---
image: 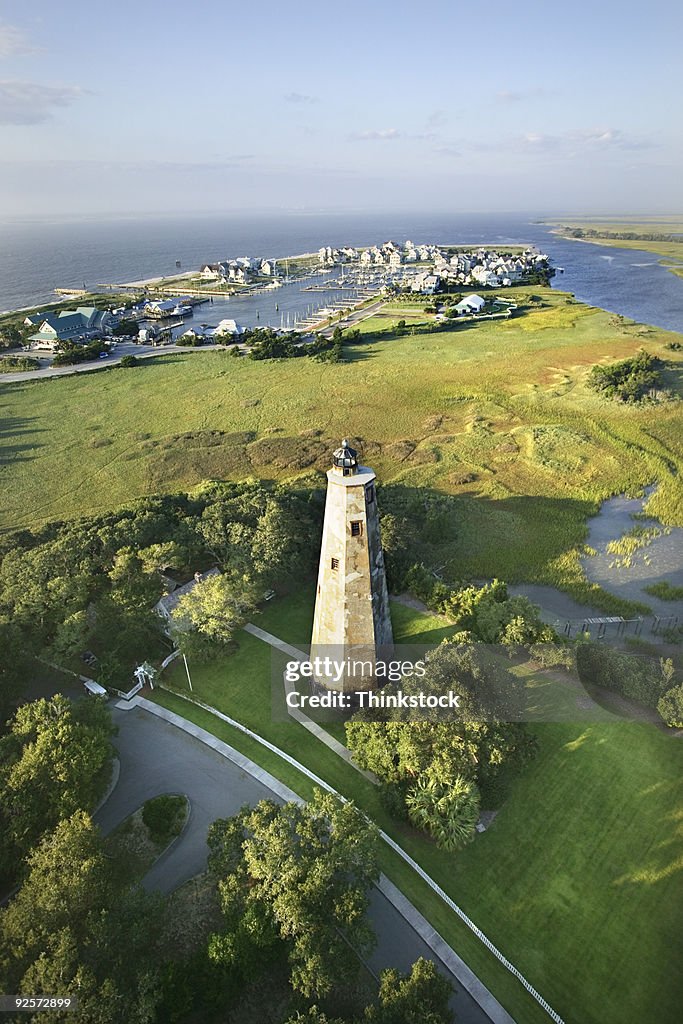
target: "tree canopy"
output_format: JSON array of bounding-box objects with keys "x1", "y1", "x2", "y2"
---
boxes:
[
  {"x1": 207, "y1": 790, "x2": 380, "y2": 999},
  {"x1": 0, "y1": 811, "x2": 163, "y2": 1024},
  {"x1": 0, "y1": 695, "x2": 115, "y2": 880}
]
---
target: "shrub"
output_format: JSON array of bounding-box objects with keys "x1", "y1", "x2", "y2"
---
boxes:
[
  {"x1": 142, "y1": 794, "x2": 186, "y2": 843},
  {"x1": 657, "y1": 685, "x2": 683, "y2": 728},
  {"x1": 587, "y1": 349, "x2": 663, "y2": 402},
  {"x1": 0, "y1": 355, "x2": 40, "y2": 372},
  {"x1": 576, "y1": 642, "x2": 670, "y2": 707},
  {"x1": 406, "y1": 776, "x2": 480, "y2": 851},
  {"x1": 119, "y1": 354, "x2": 139, "y2": 367},
  {"x1": 378, "y1": 780, "x2": 410, "y2": 822}
]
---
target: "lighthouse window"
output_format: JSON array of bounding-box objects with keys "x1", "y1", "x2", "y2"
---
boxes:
[
  {"x1": 331, "y1": 557, "x2": 340, "y2": 570},
  {"x1": 351, "y1": 521, "x2": 363, "y2": 537}
]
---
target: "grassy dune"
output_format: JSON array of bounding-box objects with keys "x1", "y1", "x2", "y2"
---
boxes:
[{"x1": 1, "y1": 287, "x2": 682, "y2": 609}]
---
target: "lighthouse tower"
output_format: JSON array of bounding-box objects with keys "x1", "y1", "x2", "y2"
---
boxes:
[{"x1": 311, "y1": 439, "x2": 393, "y2": 693}]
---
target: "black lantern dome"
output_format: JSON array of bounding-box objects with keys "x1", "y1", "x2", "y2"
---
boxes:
[{"x1": 332, "y1": 438, "x2": 358, "y2": 470}]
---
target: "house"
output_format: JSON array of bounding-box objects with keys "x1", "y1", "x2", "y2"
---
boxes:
[
  {"x1": 259, "y1": 259, "x2": 276, "y2": 276},
  {"x1": 455, "y1": 294, "x2": 486, "y2": 315},
  {"x1": 178, "y1": 327, "x2": 206, "y2": 342},
  {"x1": 154, "y1": 568, "x2": 221, "y2": 625},
  {"x1": 411, "y1": 272, "x2": 440, "y2": 294},
  {"x1": 200, "y1": 264, "x2": 222, "y2": 279},
  {"x1": 214, "y1": 318, "x2": 245, "y2": 337},
  {"x1": 470, "y1": 266, "x2": 499, "y2": 287},
  {"x1": 388, "y1": 251, "x2": 402, "y2": 268},
  {"x1": 28, "y1": 307, "x2": 112, "y2": 350}
]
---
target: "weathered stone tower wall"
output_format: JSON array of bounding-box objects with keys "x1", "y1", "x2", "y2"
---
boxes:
[{"x1": 311, "y1": 440, "x2": 393, "y2": 692}]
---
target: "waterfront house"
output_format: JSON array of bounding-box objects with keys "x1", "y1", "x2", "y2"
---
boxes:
[
  {"x1": 28, "y1": 306, "x2": 112, "y2": 350},
  {"x1": 200, "y1": 264, "x2": 222, "y2": 279},
  {"x1": 214, "y1": 318, "x2": 245, "y2": 337}
]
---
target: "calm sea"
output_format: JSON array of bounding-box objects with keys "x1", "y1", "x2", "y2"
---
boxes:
[{"x1": 0, "y1": 212, "x2": 681, "y2": 332}]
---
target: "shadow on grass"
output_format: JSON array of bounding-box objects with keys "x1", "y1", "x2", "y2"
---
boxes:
[{"x1": 0, "y1": 410, "x2": 44, "y2": 466}]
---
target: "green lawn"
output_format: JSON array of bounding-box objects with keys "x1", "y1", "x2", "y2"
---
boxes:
[
  {"x1": 157, "y1": 594, "x2": 683, "y2": 1024},
  {"x1": 1, "y1": 287, "x2": 681, "y2": 615}
]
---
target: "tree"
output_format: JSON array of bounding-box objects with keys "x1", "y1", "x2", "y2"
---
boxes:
[
  {"x1": 108, "y1": 548, "x2": 162, "y2": 613},
  {"x1": 171, "y1": 572, "x2": 257, "y2": 650},
  {"x1": 284, "y1": 1010, "x2": 345, "y2": 1024},
  {"x1": 345, "y1": 641, "x2": 535, "y2": 828},
  {"x1": 406, "y1": 775, "x2": 480, "y2": 851},
  {"x1": 0, "y1": 811, "x2": 163, "y2": 1024},
  {"x1": 365, "y1": 958, "x2": 453, "y2": 1024},
  {"x1": 207, "y1": 790, "x2": 380, "y2": 998},
  {"x1": 379, "y1": 512, "x2": 419, "y2": 591},
  {"x1": 0, "y1": 695, "x2": 115, "y2": 877}
]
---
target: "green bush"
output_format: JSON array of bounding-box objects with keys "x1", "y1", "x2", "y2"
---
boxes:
[
  {"x1": 406, "y1": 775, "x2": 480, "y2": 852},
  {"x1": 142, "y1": 794, "x2": 186, "y2": 843},
  {"x1": 587, "y1": 349, "x2": 663, "y2": 402},
  {"x1": 0, "y1": 355, "x2": 40, "y2": 372},
  {"x1": 576, "y1": 642, "x2": 670, "y2": 707},
  {"x1": 657, "y1": 685, "x2": 683, "y2": 728},
  {"x1": 119, "y1": 354, "x2": 139, "y2": 367}
]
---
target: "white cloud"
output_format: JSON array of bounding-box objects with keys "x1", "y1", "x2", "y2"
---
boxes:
[
  {"x1": 350, "y1": 128, "x2": 401, "y2": 141},
  {"x1": 518, "y1": 128, "x2": 655, "y2": 153},
  {"x1": 284, "y1": 91, "x2": 318, "y2": 104},
  {"x1": 0, "y1": 80, "x2": 85, "y2": 124},
  {"x1": 0, "y1": 22, "x2": 37, "y2": 57}
]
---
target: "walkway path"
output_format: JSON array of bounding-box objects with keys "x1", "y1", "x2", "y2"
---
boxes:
[{"x1": 243, "y1": 623, "x2": 378, "y2": 782}]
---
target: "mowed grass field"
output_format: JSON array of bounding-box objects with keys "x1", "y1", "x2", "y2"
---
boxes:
[
  {"x1": 1, "y1": 287, "x2": 682, "y2": 604},
  {"x1": 159, "y1": 593, "x2": 683, "y2": 1024}
]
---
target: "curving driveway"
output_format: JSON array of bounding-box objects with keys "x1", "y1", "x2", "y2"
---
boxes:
[
  {"x1": 94, "y1": 704, "x2": 275, "y2": 893},
  {"x1": 95, "y1": 701, "x2": 504, "y2": 1024}
]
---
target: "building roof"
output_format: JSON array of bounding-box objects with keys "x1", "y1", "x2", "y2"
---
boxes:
[
  {"x1": 154, "y1": 568, "x2": 221, "y2": 619},
  {"x1": 333, "y1": 438, "x2": 358, "y2": 470}
]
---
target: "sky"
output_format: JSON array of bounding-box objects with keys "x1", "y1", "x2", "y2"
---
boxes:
[{"x1": 0, "y1": 0, "x2": 681, "y2": 217}]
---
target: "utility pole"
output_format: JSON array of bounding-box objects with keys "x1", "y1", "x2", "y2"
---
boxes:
[{"x1": 183, "y1": 653, "x2": 194, "y2": 692}]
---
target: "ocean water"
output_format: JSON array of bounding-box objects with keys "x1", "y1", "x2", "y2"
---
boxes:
[{"x1": 0, "y1": 212, "x2": 681, "y2": 331}]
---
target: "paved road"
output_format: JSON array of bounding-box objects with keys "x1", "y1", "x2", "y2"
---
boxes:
[
  {"x1": 94, "y1": 704, "x2": 276, "y2": 893},
  {"x1": 0, "y1": 341, "x2": 232, "y2": 384},
  {"x1": 97, "y1": 702, "x2": 496, "y2": 1023},
  {"x1": 317, "y1": 298, "x2": 386, "y2": 338}
]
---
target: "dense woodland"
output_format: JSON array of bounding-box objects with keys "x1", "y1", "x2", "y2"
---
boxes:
[{"x1": 0, "y1": 705, "x2": 454, "y2": 1024}]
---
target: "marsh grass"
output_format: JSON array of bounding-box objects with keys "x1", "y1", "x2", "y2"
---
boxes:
[{"x1": 1, "y1": 288, "x2": 681, "y2": 612}]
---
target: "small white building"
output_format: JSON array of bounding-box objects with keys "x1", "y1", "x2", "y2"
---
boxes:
[
  {"x1": 455, "y1": 294, "x2": 486, "y2": 315},
  {"x1": 214, "y1": 318, "x2": 245, "y2": 337}
]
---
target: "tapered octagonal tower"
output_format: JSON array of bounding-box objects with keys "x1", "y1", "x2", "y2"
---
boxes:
[{"x1": 311, "y1": 439, "x2": 393, "y2": 693}]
